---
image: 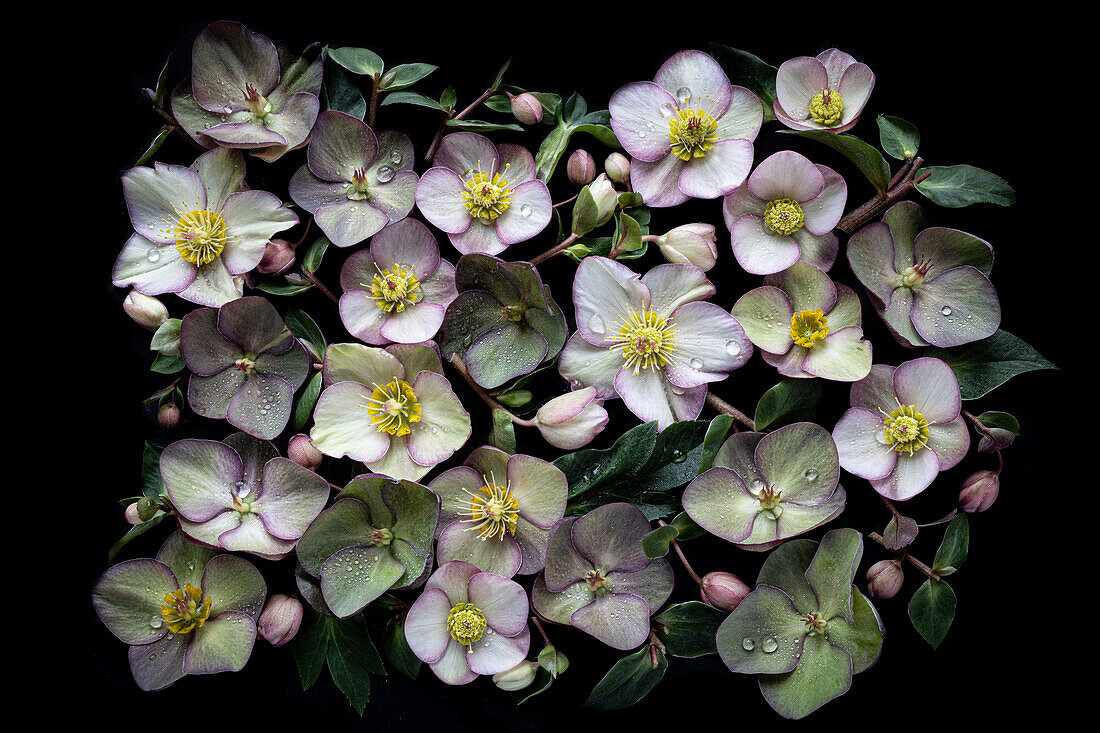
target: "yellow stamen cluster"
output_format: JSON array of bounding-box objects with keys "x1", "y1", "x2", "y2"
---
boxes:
[
  {"x1": 161, "y1": 583, "x2": 212, "y2": 635},
  {"x1": 668, "y1": 107, "x2": 719, "y2": 161},
  {"x1": 172, "y1": 208, "x2": 230, "y2": 265},
  {"x1": 808, "y1": 89, "x2": 844, "y2": 126},
  {"x1": 459, "y1": 474, "x2": 520, "y2": 541},
  {"x1": 790, "y1": 309, "x2": 829, "y2": 348},
  {"x1": 763, "y1": 198, "x2": 805, "y2": 236},
  {"x1": 367, "y1": 264, "x2": 422, "y2": 313},
  {"x1": 462, "y1": 161, "x2": 513, "y2": 221},
  {"x1": 802, "y1": 612, "x2": 827, "y2": 635},
  {"x1": 362, "y1": 380, "x2": 422, "y2": 436},
  {"x1": 447, "y1": 603, "x2": 487, "y2": 650},
  {"x1": 881, "y1": 402, "x2": 933, "y2": 456},
  {"x1": 607, "y1": 310, "x2": 677, "y2": 375}
]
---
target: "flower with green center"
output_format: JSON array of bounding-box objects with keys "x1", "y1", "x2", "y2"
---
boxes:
[
  {"x1": 429, "y1": 445, "x2": 567, "y2": 577},
  {"x1": 607, "y1": 309, "x2": 677, "y2": 374},
  {"x1": 834, "y1": 358, "x2": 970, "y2": 500},
  {"x1": 847, "y1": 201, "x2": 1001, "y2": 347},
  {"x1": 310, "y1": 343, "x2": 471, "y2": 481},
  {"x1": 405, "y1": 561, "x2": 531, "y2": 685},
  {"x1": 725, "y1": 151, "x2": 847, "y2": 275},
  {"x1": 774, "y1": 49, "x2": 874, "y2": 132},
  {"x1": 369, "y1": 265, "x2": 422, "y2": 312},
  {"x1": 91, "y1": 533, "x2": 267, "y2": 691},
  {"x1": 609, "y1": 50, "x2": 763, "y2": 207},
  {"x1": 716, "y1": 530, "x2": 884, "y2": 719},
  {"x1": 462, "y1": 161, "x2": 513, "y2": 220}
]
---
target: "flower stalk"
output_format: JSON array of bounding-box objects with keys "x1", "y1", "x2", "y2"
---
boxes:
[{"x1": 837, "y1": 157, "x2": 931, "y2": 233}]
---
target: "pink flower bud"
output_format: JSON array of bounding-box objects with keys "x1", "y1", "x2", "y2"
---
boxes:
[
  {"x1": 158, "y1": 402, "x2": 181, "y2": 431},
  {"x1": 257, "y1": 239, "x2": 296, "y2": 276},
  {"x1": 701, "y1": 571, "x2": 751, "y2": 612},
  {"x1": 258, "y1": 594, "x2": 304, "y2": 647},
  {"x1": 959, "y1": 470, "x2": 1000, "y2": 513},
  {"x1": 492, "y1": 660, "x2": 537, "y2": 691},
  {"x1": 657, "y1": 223, "x2": 719, "y2": 271},
  {"x1": 125, "y1": 502, "x2": 143, "y2": 525},
  {"x1": 604, "y1": 152, "x2": 631, "y2": 184},
  {"x1": 511, "y1": 93, "x2": 543, "y2": 125},
  {"x1": 567, "y1": 149, "x2": 597, "y2": 186},
  {"x1": 122, "y1": 289, "x2": 168, "y2": 330},
  {"x1": 865, "y1": 559, "x2": 904, "y2": 599},
  {"x1": 288, "y1": 433, "x2": 323, "y2": 471},
  {"x1": 535, "y1": 387, "x2": 609, "y2": 449}
]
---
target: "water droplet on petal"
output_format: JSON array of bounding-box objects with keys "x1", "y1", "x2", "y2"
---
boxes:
[
  {"x1": 520, "y1": 204, "x2": 532, "y2": 218},
  {"x1": 941, "y1": 306, "x2": 953, "y2": 316},
  {"x1": 762, "y1": 637, "x2": 778, "y2": 653},
  {"x1": 676, "y1": 86, "x2": 692, "y2": 105},
  {"x1": 390, "y1": 151, "x2": 403, "y2": 165},
  {"x1": 659, "y1": 102, "x2": 675, "y2": 118},
  {"x1": 690, "y1": 357, "x2": 704, "y2": 370},
  {"x1": 725, "y1": 340, "x2": 742, "y2": 357},
  {"x1": 146, "y1": 248, "x2": 161, "y2": 263},
  {"x1": 742, "y1": 637, "x2": 755, "y2": 651},
  {"x1": 377, "y1": 166, "x2": 395, "y2": 183},
  {"x1": 804, "y1": 468, "x2": 818, "y2": 481},
  {"x1": 588, "y1": 314, "x2": 606, "y2": 334}
]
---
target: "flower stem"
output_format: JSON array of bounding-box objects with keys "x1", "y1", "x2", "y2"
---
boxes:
[
  {"x1": 868, "y1": 532, "x2": 939, "y2": 582},
  {"x1": 530, "y1": 616, "x2": 553, "y2": 647},
  {"x1": 836, "y1": 156, "x2": 931, "y2": 233},
  {"x1": 528, "y1": 233, "x2": 580, "y2": 267},
  {"x1": 705, "y1": 393, "x2": 755, "y2": 429},
  {"x1": 658, "y1": 520, "x2": 704, "y2": 587},
  {"x1": 552, "y1": 194, "x2": 578, "y2": 209},
  {"x1": 648, "y1": 631, "x2": 666, "y2": 667},
  {"x1": 447, "y1": 354, "x2": 534, "y2": 426},
  {"x1": 369, "y1": 73, "x2": 381, "y2": 128},
  {"x1": 961, "y1": 410, "x2": 1006, "y2": 474},
  {"x1": 301, "y1": 268, "x2": 339, "y2": 305},
  {"x1": 424, "y1": 58, "x2": 512, "y2": 163}
]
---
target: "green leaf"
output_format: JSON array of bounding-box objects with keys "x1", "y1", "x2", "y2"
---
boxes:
[
  {"x1": 325, "y1": 614, "x2": 386, "y2": 714},
  {"x1": 150, "y1": 318, "x2": 181, "y2": 355},
  {"x1": 753, "y1": 379, "x2": 824, "y2": 431},
  {"x1": 927, "y1": 329, "x2": 1057, "y2": 399},
  {"x1": 933, "y1": 513, "x2": 969, "y2": 574},
  {"x1": 653, "y1": 601, "x2": 727, "y2": 658},
  {"x1": 380, "y1": 90, "x2": 445, "y2": 111},
  {"x1": 140, "y1": 442, "x2": 165, "y2": 498},
  {"x1": 571, "y1": 186, "x2": 599, "y2": 236},
  {"x1": 107, "y1": 512, "x2": 166, "y2": 563},
  {"x1": 612, "y1": 211, "x2": 643, "y2": 255},
  {"x1": 382, "y1": 619, "x2": 421, "y2": 680},
  {"x1": 328, "y1": 46, "x2": 383, "y2": 77},
  {"x1": 585, "y1": 645, "x2": 668, "y2": 711},
  {"x1": 518, "y1": 667, "x2": 555, "y2": 704},
  {"x1": 699, "y1": 415, "x2": 734, "y2": 472},
  {"x1": 379, "y1": 63, "x2": 438, "y2": 91},
  {"x1": 292, "y1": 371, "x2": 323, "y2": 432},
  {"x1": 490, "y1": 408, "x2": 516, "y2": 453},
  {"x1": 445, "y1": 118, "x2": 523, "y2": 132},
  {"x1": 321, "y1": 59, "x2": 366, "y2": 120},
  {"x1": 876, "y1": 115, "x2": 920, "y2": 160},
  {"x1": 781, "y1": 130, "x2": 891, "y2": 194},
  {"x1": 883, "y1": 514, "x2": 919, "y2": 550},
  {"x1": 300, "y1": 237, "x2": 330, "y2": 274},
  {"x1": 252, "y1": 278, "x2": 314, "y2": 296},
  {"x1": 641, "y1": 525, "x2": 679, "y2": 558},
  {"x1": 669, "y1": 511, "x2": 705, "y2": 541},
  {"x1": 976, "y1": 411, "x2": 1020, "y2": 435},
  {"x1": 439, "y1": 86, "x2": 457, "y2": 111},
  {"x1": 537, "y1": 644, "x2": 570, "y2": 677},
  {"x1": 150, "y1": 353, "x2": 185, "y2": 374},
  {"x1": 707, "y1": 43, "x2": 778, "y2": 122},
  {"x1": 134, "y1": 128, "x2": 171, "y2": 167},
  {"x1": 291, "y1": 610, "x2": 331, "y2": 690},
  {"x1": 150, "y1": 54, "x2": 172, "y2": 108},
  {"x1": 908, "y1": 579, "x2": 956, "y2": 649},
  {"x1": 915, "y1": 164, "x2": 1015, "y2": 208},
  {"x1": 535, "y1": 93, "x2": 619, "y2": 181},
  {"x1": 495, "y1": 390, "x2": 532, "y2": 408},
  {"x1": 286, "y1": 308, "x2": 326, "y2": 356}
]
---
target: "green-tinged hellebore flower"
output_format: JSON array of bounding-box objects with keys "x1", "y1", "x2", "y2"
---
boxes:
[
  {"x1": 716, "y1": 529, "x2": 883, "y2": 719},
  {"x1": 92, "y1": 532, "x2": 267, "y2": 691}
]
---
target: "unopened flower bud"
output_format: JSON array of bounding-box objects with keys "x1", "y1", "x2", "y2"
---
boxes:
[
  {"x1": 535, "y1": 387, "x2": 609, "y2": 449},
  {"x1": 258, "y1": 594, "x2": 304, "y2": 647},
  {"x1": 134, "y1": 496, "x2": 160, "y2": 522},
  {"x1": 257, "y1": 239, "x2": 296, "y2": 276},
  {"x1": 511, "y1": 93, "x2": 543, "y2": 125},
  {"x1": 657, "y1": 223, "x2": 719, "y2": 271},
  {"x1": 125, "y1": 502, "x2": 143, "y2": 525},
  {"x1": 701, "y1": 571, "x2": 751, "y2": 612},
  {"x1": 492, "y1": 660, "x2": 538, "y2": 691},
  {"x1": 158, "y1": 402, "x2": 181, "y2": 431},
  {"x1": 604, "y1": 152, "x2": 631, "y2": 184},
  {"x1": 865, "y1": 559, "x2": 904, "y2": 599},
  {"x1": 588, "y1": 173, "x2": 618, "y2": 227},
  {"x1": 123, "y1": 289, "x2": 168, "y2": 331},
  {"x1": 567, "y1": 149, "x2": 597, "y2": 186},
  {"x1": 288, "y1": 434, "x2": 323, "y2": 471},
  {"x1": 959, "y1": 470, "x2": 1000, "y2": 513}
]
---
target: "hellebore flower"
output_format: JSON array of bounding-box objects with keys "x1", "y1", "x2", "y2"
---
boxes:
[
  {"x1": 531, "y1": 503, "x2": 673, "y2": 650},
  {"x1": 405, "y1": 561, "x2": 531, "y2": 685},
  {"x1": 113, "y1": 148, "x2": 298, "y2": 306},
  {"x1": 416, "y1": 132, "x2": 552, "y2": 255},
  {"x1": 180, "y1": 296, "x2": 310, "y2": 439},
  {"x1": 295, "y1": 474, "x2": 439, "y2": 617},
  {"x1": 171, "y1": 21, "x2": 322, "y2": 163},
  {"x1": 288, "y1": 111, "x2": 418, "y2": 246},
  {"x1": 608, "y1": 50, "x2": 763, "y2": 207},
  {"x1": 91, "y1": 532, "x2": 267, "y2": 691},
  {"x1": 338, "y1": 218, "x2": 458, "y2": 345},
  {"x1": 309, "y1": 343, "x2": 472, "y2": 481},
  {"x1": 558, "y1": 257, "x2": 752, "y2": 429},
  {"x1": 534, "y1": 387, "x2": 609, "y2": 449},
  {"x1": 731, "y1": 262, "x2": 872, "y2": 382},
  {"x1": 773, "y1": 49, "x2": 875, "y2": 133},
  {"x1": 428, "y1": 446, "x2": 567, "y2": 577},
  {"x1": 655, "y1": 223, "x2": 719, "y2": 271},
  {"x1": 161, "y1": 431, "x2": 330, "y2": 559},
  {"x1": 723, "y1": 151, "x2": 846, "y2": 275},
  {"x1": 682, "y1": 422, "x2": 846, "y2": 551},
  {"x1": 716, "y1": 529, "x2": 883, "y2": 719},
  {"x1": 847, "y1": 201, "x2": 1000, "y2": 348},
  {"x1": 833, "y1": 358, "x2": 970, "y2": 500},
  {"x1": 440, "y1": 254, "x2": 568, "y2": 389}
]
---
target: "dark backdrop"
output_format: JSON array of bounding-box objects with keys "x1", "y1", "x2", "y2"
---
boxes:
[{"x1": 70, "y1": 8, "x2": 1070, "y2": 729}]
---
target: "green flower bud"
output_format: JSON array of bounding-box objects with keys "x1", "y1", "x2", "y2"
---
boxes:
[{"x1": 492, "y1": 660, "x2": 538, "y2": 691}]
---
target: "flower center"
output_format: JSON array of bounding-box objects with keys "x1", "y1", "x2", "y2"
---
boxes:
[
  {"x1": 161, "y1": 583, "x2": 212, "y2": 635},
  {"x1": 584, "y1": 569, "x2": 609, "y2": 595},
  {"x1": 459, "y1": 474, "x2": 520, "y2": 541},
  {"x1": 234, "y1": 356, "x2": 256, "y2": 373},
  {"x1": 808, "y1": 89, "x2": 844, "y2": 126},
  {"x1": 607, "y1": 310, "x2": 677, "y2": 375},
  {"x1": 763, "y1": 198, "x2": 805, "y2": 236},
  {"x1": 802, "y1": 612, "x2": 827, "y2": 635},
  {"x1": 900, "y1": 259, "x2": 933, "y2": 288},
  {"x1": 789, "y1": 309, "x2": 829, "y2": 348},
  {"x1": 345, "y1": 168, "x2": 372, "y2": 201},
  {"x1": 172, "y1": 209, "x2": 229, "y2": 266},
  {"x1": 362, "y1": 379, "x2": 422, "y2": 436},
  {"x1": 244, "y1": 83, "x2": 272, "y2": 118},
  {"x1": 365, "y1": 526, "x2": 393, "y2": 547},
  {"x1": 447, "y1": 603, "x2": 487, "y2": 650},
  {"x1": 881, "y1": 402, "x2": 933, "y2": 456},
  {"x1": 758, "y1": 485, "x2": 783, "y2": 519},
  {"x1": 668, "y1": 107, "x2": 719, "y2": 161},
  {"x1": 462, "y1": 161, "x2": 513, "y2": 222},
  {"x1": 367, "y1": 264, "x2": 422, "y2": 313}
]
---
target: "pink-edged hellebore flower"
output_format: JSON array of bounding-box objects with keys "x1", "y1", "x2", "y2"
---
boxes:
[{"x1": 773, "y1": 49, "x2": 875, "y2": 133}]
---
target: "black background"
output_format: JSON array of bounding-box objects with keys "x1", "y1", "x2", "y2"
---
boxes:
[{"x1": 65, "y1": 7, "x2": 1072, "y2": 729}]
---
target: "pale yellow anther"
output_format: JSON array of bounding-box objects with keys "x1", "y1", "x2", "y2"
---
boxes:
[
  {"x1": 764, "y1": 198, "x2": 805, "y2": 236},
  {"x1": 447, "y1": 603, "x2": 487, "y2": 650},
  {"x1": 362, "y1": 380, "x2": 422, "y2": 436},
  {"x1": 808, "y1": 89, "x2": 844, "y2": 126},
  {"x1": 366, "y1": 264, "x2": 422, "y2": 313},
  {"x1": 880, "y1": 401, "x2": 933, "y2": 456},
  {"x1": 607, "y1": 310, "x2": 678, "y2": 375},
  {"x1": 668, "y1": 106, "x2": 719, "y2": 161},
  {"x1": 462, "y1": 161, "x2": 513, "y2": 221},
  {"x1": 458, "y1": 472, "x2": 520, "y2": 541},
  {"x1": 172, "y1": 209, "x2": 229, "y2": 265}
]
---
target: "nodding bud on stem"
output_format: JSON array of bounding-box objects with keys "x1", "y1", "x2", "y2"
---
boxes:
[
  {"x1": 158, "y1": 402, "x2": 181, "y2": 431},
  {"x1": 124, "y1": 502, "x2": 143, "y2": 525},
  {"x1": 258, "y1": 594, "x2": 304, "y2": 647},
  {"x1": 657, "y1": 223, "x2": 719, "y2": 271},
  {"x1": 288, "y1": 434, "x2": 323, "y2": 471},
  {"x1": 865, "y1": 559, "x2": 904, "y2": 599},
  {"x1": 257, "y1": 239, "x2": 296, "y2": 276},
  {"x1": 534, "y1": 387, "x2": 609, "y2": 449},
  {"x1": 959, "y1": 470, "x2": 1000, "y2": 513},
  {"x1": 701, "y1": 572, "x2": 751, "y2": 612},
  {"x1": 604, "y1": 152, "x2": 630, "y2": 184},
  {"x1": 567, "y1": 149, "x2": 597, "y2": 186},
  {"x1": 127, "y1": 496, "x2": 160, "y2": 524},
  {"x1": 492, "y1": 660, "x2": 538, "y2": 691},
  {"x1": 511, "y1": 93, "x2": 543, "y2": 125},
  {"x1": 123, "y1": 289, "x2": 169, "y2": 330}
]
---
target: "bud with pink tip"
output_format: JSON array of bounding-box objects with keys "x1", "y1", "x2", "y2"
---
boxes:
[
  {"x1": 158, "y1": 402, "x2": 181, "y2": 431},
  {"x1": 701, "y1": 571, "x2": 751, "y2": 612},
  {"x1": 125, "y1": 502, "x2": 143, "y2": 525},
  {"x1": 257, "y1": 239, "x2": 297, "y2": 276},
  {"x1": 123, "y1": 289, "x2": 168, "y2": 330},
  {"x1": 604, "y1": 152, "x2": 630, "y2": 184},
  {"x1": 511, "y1": 93, "x2": 543, "y2": 125},
  {"x1": 865, "y1": 559, "x2": 904, "y2": 599},
  {"x1": 657, "y1": 223, "x2": 719, "y2": 271},
  {"x1": 534, "y1": 387, "x2": 609, "y2": 449},
  {"x1": 959, "y1": 470, "x2": 1000, "y2": 513},
  {"x1": 288, "y1": 433, "x2": 323, "y2": 471},
  {"x1": 492, "y1": 660, "x2": 538, "y2": 691},
  {"x1": 258, "y1": 594, "x2": 304, "y2": 647},
  {"x1": 567, "y1": 149, "x2": 597, "y2": 186}
]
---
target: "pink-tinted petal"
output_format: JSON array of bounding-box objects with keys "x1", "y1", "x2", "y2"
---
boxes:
[
  {"x1": 468, "y1": 573, "x2": 529, "y2": 636},
  {"x1": 616, "y1": 367, "x2": 706, "y2": 429},
  {"x1": 911, "y1": 268, "x2": 1001, "y2": 347},
  {"x1": 416, "y1": 167, "x2": 472, "y2": 234},
  {"x1": 92, "y1": 559, "x2": 178, "y2": 645},
  {"x1": 558, "y1": 332, "x2": 622, "y2": 399},
  {"x1": 714, "y1": 86, "x2": 764, "y2": 142},
  {"x1": 677, "y1": 139, "x2": 754, "y2": 199},
  {"x1": 654, "y1": 50, "x2": 733, "y2": 117},
  {"x1": 435, "y1": 521, "x2": 522, "y2": 577},
  {"x1": 730, "y1": 214, "x2": 800, "y2": 275},
  {"x1": 834, "y1": 407, "x2": 897, "y2": 480},
  {"x1": 182, "y1": 611, "x2": 257, "y2": 674},
  {"x1": 128, "y1": 633, "x2": 187, "y2": 691},
  {"x1": 494, "y1": 180, "x2": 552, "y2": 244},
  {"x1": 191, "y1": 21, "x2": 279, "y2": 112},
  {"x1": 369, "y1": 218, "x2": 440, "y2": 277},
  {"x1": 664, "y1": 301, "x2": 750, "y2": 387},
  {"x1": 870, "y1": 448, "x2": 939, "y2": 501},
  {"x1": 201, "y1": 120, "x2": 287, "y2": 148},
  {"x1": 315, "y1": 199, "x2": 389, "y2": 247},
  {"x1": 220, "y1": 190, "x2": 298, "y2": 272},
  {"x1": 608, "y1": 81, "x2": 677, "y2": 162},
  {"x1": 929, "y1": 416, "x2": 970, "y2": 470},
  {"x1": 802, "y1": 165, "x2": 847, "y2": 235},
  {"x1": 309, "y1": 381, "x2": 392, "y2": 462},
  {"x1": 630, "y1": 154, "x2": 689, "y2": 208},
  {"x1": 748, "y1": 151, "x2": 825, "y2": 203},
  {"x1": 570, "y1": 503, "x2": 651, "y2": 574},
  {"x1": 573, "y1": 256, "x2": 651, "y2": 344},
  {"x1": 429, "y1": 640, "x2": 480, "y2": 685},
  {"x1": 775, "y1": 57, "x2": 828, "y2": 122},
  {"x1": 496, "y1": 143, "x2": 537, "y2": 184},
  {"x1": 404, "y1": 587, "x2": 452, "y2": 663},
  {"x1": 801, "y1": 326, "x2": 873, "y2": 382},
  {"x1": 892, "y1": 357, "x2": 961, "y2": 422},
  {"x1": 425, "y1": 560, "x2": 480, "y2": 604},
  {"x1": 161, "y1": 439, "x2": 240, "y2": 522},
  {"x1": 364, "y1": 170, "x2": 418, "y2": 223},
  {"x1": 837, "y1": 63, "x2": 875, "y2": 126},
  {"x1": 113, "y1": 234, "x2": 196, "y2": 296},
  {"x1": 435, "y1": 132, "x2": 499, "y2": 177},
  {"x1": 123, "y1": 163, "x2": 207, "y2": 245},
  {"x1": 730, "y1": 286, "x2": 795, "y2": 355},
  {"x1": 641, "y1": 263, "x2": 714, "y2": 315},
  {"x1": 307, "y1": 111, "x2": 377, "y2": 182},
  {"x1": 791, "y1": 228, "x2": 839, "y2": 272},
  {"x1": 850, "y1": 364, "x2": 898, "y2": 413},
  {"x1": 571, "y1": 593, "x2": 651, "y2": 650},
  {"x1": 288, "y1": 166, "x2": 346, "y2": 213},
  {"x1": 450, "y1": 219, "x2": 506, "y2": 255},
  {"x1": 467, "y1": 624, "x2": 530, "y2": 675}
]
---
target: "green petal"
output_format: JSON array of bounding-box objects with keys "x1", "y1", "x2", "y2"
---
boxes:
[
  {"x1": 464, "y1": 322, "x2": 548, "y2": 389},
  {"x1": 756, "y1": 538, "x2": 817, "y2": 613},
  {"x1": 681, "y1": 466, "x2": 760, "y2": 544},
  {"x1": 716, "y1": 585, "x2": 805, "y2": 674},
  {"x1": 296, "y1": 498, "x2": 373, "y2": 578},
  {"x1": 758, "y1": 632, "x2": 853, "y2": 719},
  {"x1": 386, "y1": 343, "x2": 444, "y2": 382},
  {"x1": 825, "y1": 588, "x2": 883, "y2": 674},
  {"x1": 322, "y1": 343, "x2": 403, "y2": 388},
  {"x1": 805, "y1": 528, "x2": 863, "y2": 622},
  {"x1": 765, "y1": 261, "x2": 836, "y2": 313},
  {"x1": 156, "y1": 532, "x2": 217, "y2": 589},
  {"x1": 730, "y1": 286, "x2": 794, "y2": 355},
  {"x1": 321, "y1": 545, "x2": 407, "y2": 617},
  {"x1": 755, "y1": 422, "x2": 839, "y2": 505},
  {"x1": 183, "y1": 611, "x2": 257, "y2": 674},
  {"x1": 383, "y1": 479, "x2": 440, "y2": 565},
  {"x1": 201, "y1": 554, "x2": 267, "y2": 619},
  {"x1": 882, "y1": 201, "x2": 927, "y2": 273},
  {"x1": 531, "y1": 575, "x2": 594, "y2": 625},
  {"x1": 92, "y1": 559, "x2": 178, "y2": 645}
]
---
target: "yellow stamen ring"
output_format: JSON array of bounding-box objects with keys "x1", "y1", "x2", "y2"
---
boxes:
[
  {"x1": 789, "y1": 309, "x2": 829, "y2": 348},
  {"x1": 881, "y1": 401, "x2": 933, "y2": 456},
  {"x1": 447, "y1": 603, "x2": 487, "y2": 651},
  {"x1": 458, "y1": 472, "x2": 520, "y2": 542},
  {"x1": 160, "y1": 583, "x2": 212, "y2": 635},
  {"x1": 366, "y1": 264, "x2": 422, "y2": 313},
  {"x1": 668, "y1": 107, "x2": 719, "y2": 161},
  {"x1": 362, "y1": 379, "x2": 422, "y2": 436},
  {"x1": 607, "y1": 310, "x2": 678, "y2": 375},
  {"x1": 462, "y1": 160, "x2": 513, "y2": 222}
]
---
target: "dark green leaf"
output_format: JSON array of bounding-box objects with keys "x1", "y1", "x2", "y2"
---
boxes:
[
  {"x1": 669, "y1": 511, "x2": 705, "y2": 541},
  {"x1": 292, "y1": 610, "x2": 331, "y2": 690},
  {"x1": 585, "y1": 645, "x2": 668, "y2": 710},
  {"x1": 326, "y1": 615, "x2": 386, "y2": 715},
  {"x1": 933, "y1": 514, "x2": 969, "y2": 574},
  {"x1": 150, "y1": 353, "x2": 185, "y2": 374},
  {"x1": 571, "y1": 186, "x2": 599, "y2": 236},
  {"x1": 380, "y1": 90, "x2": 445, "y2": 111},
  {"x1": 440, "y1": 86, "x2": 457, "y2": 111},
  {"x1": 754, "y1": 379, "x2": 823, "y2": 430},
  {"x1": 708, "y1": 43, "x2": 778, "y2": 122},
  {"x1": 641, "y1": 525, "x2": 679, "y2": 558},
  {"x1": 292, "y1": 371, "x2": 323, "y2": 432},
  {"x1": 382, "y1": 619, "x2": 421, "y2": 680},
  {"x1": 977, "y1": 411, "x2": 1020, "y2": 434},
  {"x1": 252, "y1": 278, "x2": 314, "y2": 296},
  {"x1": 379, "y1": 63, "x2": 438, "y2": 91},
  {"x1": 321, "y1": 60, "x2": 366, "y2": 120},
  {"x1": 286, "y1": 308, "x2": 327, "y2": 355},
  {"x1": 699, "y1": 415, "x2": 734, "y2": 472},
  {"x1": 518, "y1": 667, "x2": 555, "y2": 704},
  {"x1": 445, "y1": 118, "x2": 523, "y2": 132},
  {"x1": 328, "y1": 47, "x2": 383, "y2": 77},
  {"x1": 876, "y1": 115, "x2": 920, "y2": 160},
  {"x1": 107, "y1": 512, "x2": 166, "y2": 563},
  {"x1": 781, "y1": 130, "x2": 891, "y2": 193},
  {"x1": 134, "y1": 128, "x2": 171, "y2": 167},
  {"x1": 150, "y1": 54, "x2": 172, "y2": 108},
  {"x1": 140, "y1": 442, "x2": 165, "y2": 499},
  {"x1": 908, "y1": 579, "x2": 956, "y2": 649},
  {"x1": 300, "y1": 237, "x2": 330, "y2": 274},
  {"x1": 653, "y1": 601, "x2": 727, "y2": 658},
  {"x1": 915, "y1": 164, "x2": 1015, "y2": 208},
  {"x1": 927, "y1": 329, "x2": 1057, "y2": 399}
]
